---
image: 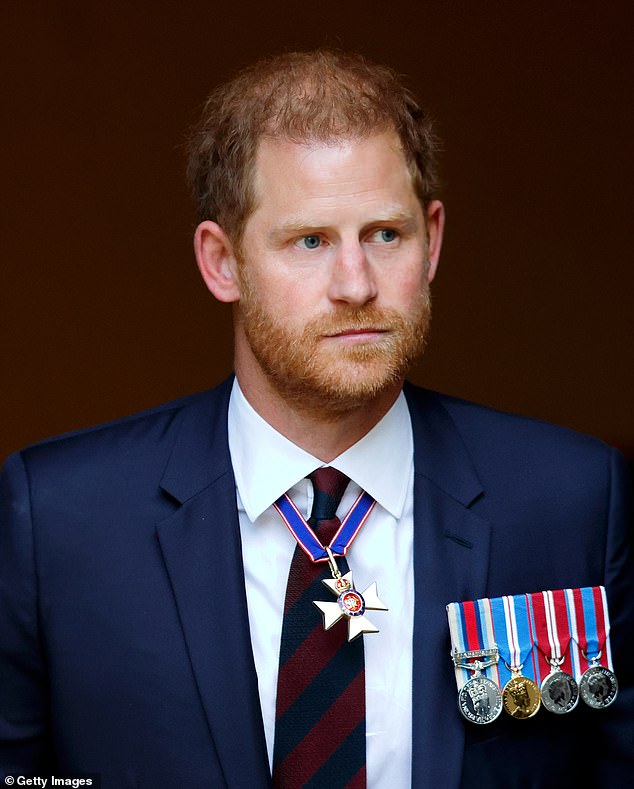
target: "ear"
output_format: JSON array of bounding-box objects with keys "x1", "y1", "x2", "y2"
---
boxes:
[
  {"x1": 194, "y1": 220, "x2": 241, "y2": 303},
  {"x1": 424, "y1": 200, "x2": 445, "y2": 284}
]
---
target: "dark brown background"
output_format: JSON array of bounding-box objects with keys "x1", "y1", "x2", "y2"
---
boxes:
[{"x1": 2, "y1": 2, "x2": 633, "y2": 463}]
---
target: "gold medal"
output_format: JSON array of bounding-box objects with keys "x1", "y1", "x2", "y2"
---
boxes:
[{"x1": 502, "y1": 668, "x2": 541, "y2": 719}]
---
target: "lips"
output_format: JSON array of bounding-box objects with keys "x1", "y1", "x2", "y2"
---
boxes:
[
  {"x1": 334, "y1": 328, "x2": 384, "y2": 334},
  {"x1": 325, "y1": 327, "x2": 389, "y2": 342},
  {"x1": 325, "y1": 324, "x2": 389, "y2": 336}
]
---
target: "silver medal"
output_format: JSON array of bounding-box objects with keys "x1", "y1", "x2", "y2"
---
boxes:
[
  {"x1": 453, "y1": 648, "x2": 503, "y2": 725},
  {"x1": 541, "y1": 669, "x2": 579, "y2": 714},
  {"x1": 458, "y1": 675, "x2": 503, "y2": 724},
  {"x1": 579, "y1": 664, "x2": 618, "y2": 709}
]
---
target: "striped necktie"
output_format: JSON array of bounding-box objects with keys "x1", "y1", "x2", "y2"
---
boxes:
[{"x1": 272, "y1": 467, "x2": 366, "y2": 789}]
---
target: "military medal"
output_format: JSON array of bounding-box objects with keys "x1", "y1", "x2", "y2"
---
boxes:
[
  {"x1": 454, "y1": 649, "x2": 503, "y2": 725},
  {"x1": 313, "y1": 547, "x2": 388, "y2": 641},
  {"x1": 502, "y1": 672, "x2": 541, "y2": 719},
  {"x1": 579, "y1": 663, "x2": 618, "y2": 709},
  {"x1": 273, "y1": 489, "x2": 388, "y2": 640},
  {"x1": 540, "y1": 664, "x2": 579, "y2": 714},
  {"x1": 447, "y1": 600, "x2": 503, "y2": 724},
  {"x1": 568, "y1": 587, "x2": 618, "y2": 709},
  {"x1": 531, "y1": 590, "x2": 578, "y2": 714},
  {"x1": 490, "y1": 594, "x2": 541, "y2": 719},
  {"x1": 447, "y1": 585, "x2": 620, "y2": 724}
]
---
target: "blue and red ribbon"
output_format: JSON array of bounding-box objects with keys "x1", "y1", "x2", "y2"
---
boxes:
[{"x1": 274, "y1": 489, "x2": 376, "y2": 562}]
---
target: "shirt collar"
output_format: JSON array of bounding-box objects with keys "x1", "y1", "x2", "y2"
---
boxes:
[{"x1": 228, "y1": 378, "x2": 413, "y2": 522}]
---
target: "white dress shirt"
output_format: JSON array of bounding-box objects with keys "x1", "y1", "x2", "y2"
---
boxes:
[{"x1": 228, "y1": 379, "x2": 414, "y2": 789}]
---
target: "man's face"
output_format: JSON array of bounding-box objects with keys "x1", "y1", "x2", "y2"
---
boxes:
[{"x1": 233, "y1": 130, "x2": 443, "y2": 416}]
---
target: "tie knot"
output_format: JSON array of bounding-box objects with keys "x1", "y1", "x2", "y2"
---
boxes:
[{"x1": 308, "y1": 467, "x2": 350, "y2": 525}]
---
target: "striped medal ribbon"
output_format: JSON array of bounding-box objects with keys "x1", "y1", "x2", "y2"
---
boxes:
[
  {"x1": 273, "y1": 490, "x2": 388, "y2": 641},
  {"x1": 566, "y1": 586, "x2": 618, "y2": 709},
  {"x1": 274, "y1": 490, "x2": 375, "y2": 562},
  {"x1": 530, "y1": 590, "x2": 579, "y2": 714},
  {"x1": 447, "y1": 599, "x2": 502, "y2": 724},
  {"x1": 490, "y1": 594, "x2": 541, "y2": 719}
]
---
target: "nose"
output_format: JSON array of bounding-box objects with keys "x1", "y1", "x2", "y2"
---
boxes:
[{"x1": 327, "y1": 240, "x2": 378, "y2": 306}]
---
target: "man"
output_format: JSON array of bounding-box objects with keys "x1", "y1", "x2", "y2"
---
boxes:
[{"x1": 1, "y1": 50, "x2": 632, "y2": 789}]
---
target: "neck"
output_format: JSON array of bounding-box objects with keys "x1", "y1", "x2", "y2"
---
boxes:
[{"x1": 235, "y1": 366, "x2": 402, "y2": 462}]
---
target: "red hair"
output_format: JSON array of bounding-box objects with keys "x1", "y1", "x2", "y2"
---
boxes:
[{"x1": 187, "y1": 49, "x2": 440, "y2": 245}]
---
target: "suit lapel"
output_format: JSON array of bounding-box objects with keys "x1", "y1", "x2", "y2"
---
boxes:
[
  {"x1": 156, "y1": 380, "x2": 271, "y2": 789},
  {"x1": 405, "y1": 386, "x2": 492, "y2": 789}
]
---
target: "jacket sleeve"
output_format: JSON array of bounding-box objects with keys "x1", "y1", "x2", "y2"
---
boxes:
[
  {"x1": 0, "y1": 452, "x2": 53, "y2": 777},
  {"x1": 597, "y1": 447, "x2": 634, "y2": 786},
  {"x1": 604, "y1": 448, "x2": 634, "y2": 673}
]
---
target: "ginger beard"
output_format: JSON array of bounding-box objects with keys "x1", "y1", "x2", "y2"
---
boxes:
[{"x1": 235, "y1": 262, "x2": 432, "y2": 418}]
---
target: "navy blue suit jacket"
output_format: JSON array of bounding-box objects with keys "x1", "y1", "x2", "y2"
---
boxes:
[{"x1": 1, "y1": 379, "x2": 633, "y2": 788}]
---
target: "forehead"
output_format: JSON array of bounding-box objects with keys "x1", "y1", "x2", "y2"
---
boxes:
[{"x1": 249, "y1": 131, "x2": 420, "y2": 222}]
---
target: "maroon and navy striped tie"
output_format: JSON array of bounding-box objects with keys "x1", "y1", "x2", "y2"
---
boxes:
[{"x1": 272, "y1": 467, "x2": 366, "y2": 789}]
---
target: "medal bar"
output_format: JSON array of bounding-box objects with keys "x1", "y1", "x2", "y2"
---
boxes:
[{"x1": 446, "y1": 586, "x2": 618, "y2": 723}]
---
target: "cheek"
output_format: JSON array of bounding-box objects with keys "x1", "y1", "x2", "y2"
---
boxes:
[
  {"x1": 380, "y1": 269, "x2": 427, "y2": 307},
  {"x1": 263, "y1": 270, "x2": 328, "y2": 314},
  {"x1": 243, "y1": 273, "x2": 313, "y2": 329}
]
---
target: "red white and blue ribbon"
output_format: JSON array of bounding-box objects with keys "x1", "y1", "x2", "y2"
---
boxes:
[
  {"x1": 530, "y1": 589, "x2": 574, "y2": 683},
  {"x1": 489, "y1": 594, "x2": 539, "y2": 687},
  {"x1": 566, "y1": 586, "x2": 614, "y2": 679},
  {"x1": 448, "y1": 586, "x2": 615, "y2": 703},
  {"x1": 273, "y1": 489, "x2": 376, "y2": 563},
  {"x1": 447, "y1": 598, "x2": 500, "y2": 689}
]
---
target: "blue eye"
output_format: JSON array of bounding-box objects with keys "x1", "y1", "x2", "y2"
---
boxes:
[
  {"x1": 379, "y1": 229, "x2": 397, "y2": 243},
  {"x1": 300, "y1": 235, "x2": 321, "y2": 249}
]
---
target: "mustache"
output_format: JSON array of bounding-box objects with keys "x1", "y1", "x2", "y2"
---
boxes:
[{"x1": 304, "y1": 305, "x2": 409, "y2": 337}]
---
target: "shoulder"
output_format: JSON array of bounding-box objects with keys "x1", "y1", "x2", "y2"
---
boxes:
[
  {"x1": 405, "y1": 381, "x2": 612, "y2": 453},
  {"x1": 403, "y1": 382, "x2": 623, "y2": 491},
  {"x1": 3, "y1": 377, "x2": 234, "y2": 483},
  {"x1": 403, "y1": 384, "x2": 633, "y2": 594}
]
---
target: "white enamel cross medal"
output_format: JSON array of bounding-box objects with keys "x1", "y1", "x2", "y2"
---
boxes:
[{"x1": 313, "y1": 547, "x2": 388, "y2": 642}]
